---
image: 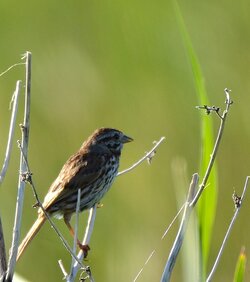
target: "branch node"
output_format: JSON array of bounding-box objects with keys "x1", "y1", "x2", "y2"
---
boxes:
[
  {"x1": 146, "y1": 146, "x2": 157, "y2": 165},
  {"x1": 80, "y1": 266, "x2": 92, "y2": 282},
  {"x1": 20, "y1": 171, "x2": 33, "y2": 184},
  {"x1": 58, "y1": 259, "x2": 68, "y2": 279},
  {"x1": 19, "y1": 123, "x2": 26, "y2": 131},
  {"x1": 196, "y1": 105, "x2": 223, "y2": 119},
  {"x1": 232, "y1": 191, "x2": 242, "y2": 209},
  {"x1": 224, "y1": 88, "x2": 233, "y2": 105},
  {"x1": 118, "y1": 136, "x2": 165, "y2": 176}
]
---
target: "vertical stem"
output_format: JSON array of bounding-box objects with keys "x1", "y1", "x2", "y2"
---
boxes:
[
  {"x1": 190, "y1": 90, "x2": 232, "y2": 207},
  {"x1": 6, "y1": 52, "x2": 32, "y2": 281},
  {"x1": 206, "y1": 176, "x2": 249, "y2": 281},
  {"x1": 23, "y1": 52, "x2": 31, "y2": 145},
  {"x1": 161, "y1": 174, "x2": 198, "y2": 282},
  {"x1": 0, "y1": 216, "x2": 7, "y2": 280},
  {"x1": 0, "y1": 81, "x2": 21, "y2": 184},
  {"x1": 68, "y1": 189, "x2": 81, "y2": 281},
  {"x1": 70, "y1": 206, "x2": 97, "y2": 281}
]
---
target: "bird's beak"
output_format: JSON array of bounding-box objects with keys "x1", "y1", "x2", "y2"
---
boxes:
[{"x1": 122, "y1": 134, "x2": 133, "y2": 143}]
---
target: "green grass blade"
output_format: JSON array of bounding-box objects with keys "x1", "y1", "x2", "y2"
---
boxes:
[
  {"x1": 174, "y1": 1, "x2": 218, "y2": 279},
  {"x1": 233, "y1": 247, "x2": 247, "y2": 282}
]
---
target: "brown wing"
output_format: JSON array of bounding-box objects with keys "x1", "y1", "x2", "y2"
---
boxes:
[{"x1": 42, "y1": 149, "x2": 110, "y2": 211}]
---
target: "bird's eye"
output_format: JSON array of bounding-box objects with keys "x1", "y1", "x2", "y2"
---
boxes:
[{"x1": 113, "y1": 133, "x2": 119, "y2": 140}]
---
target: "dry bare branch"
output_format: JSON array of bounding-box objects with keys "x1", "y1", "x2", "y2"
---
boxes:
[
  {"x1": 68, "y1": 206, "x2": 97, "y2": 282},
  {"x1": 0, "y1": 81, "x2": 21, "y2": 184},
  {"x1": 161, "y1": 173, "x2": 198, "y2": 282},
  {"x1": 0, "y1": 63, "x2": 25, "y2": 78},
  {"x1": 0, "y1": 216, "x2": 7, "y2": 281},
  {"x1": 6, "y1": 52, "x2": 32, "y2": 281},
  {"x1": 190, "y1": 88, "x2": 233, "y2": 206},
  {"x1": 118, "y1": 136, "x2": 166, "y2": 176},
  {"x1": 206, "y1": 176, "x2": 250, "y2": 281},
  {"x1": 161, "y1": 89, "x2": 233, "y2": 282}
]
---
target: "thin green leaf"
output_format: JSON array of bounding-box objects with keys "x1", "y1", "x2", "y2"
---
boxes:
[
  {"x1": 174, "y1": 1, "x2": 218, "y2": 279},
  {"x1": 233, "y1": 247, "x2": 247, "y2": 282}
]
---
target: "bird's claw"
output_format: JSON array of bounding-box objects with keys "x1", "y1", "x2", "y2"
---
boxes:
[{"x1": 77, "y1": 243, "x2": 90, "y2": 258}]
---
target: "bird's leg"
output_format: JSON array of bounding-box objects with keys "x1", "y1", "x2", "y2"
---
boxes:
[{"x1": 63, "y1": 215, "x2": 90, "y2": 258}]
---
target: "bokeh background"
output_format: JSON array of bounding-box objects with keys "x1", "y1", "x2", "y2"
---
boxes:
[{"x1": 1, "y1": 1, "x2": 250, "y2": 281}]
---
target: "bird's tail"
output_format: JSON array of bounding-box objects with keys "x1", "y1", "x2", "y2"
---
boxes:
[{"x1": 17, "y1": 215, "x2": 46, "y2": 262}]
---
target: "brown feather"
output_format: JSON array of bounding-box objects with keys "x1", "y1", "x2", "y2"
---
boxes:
[
  {"x1": 42, "y1": 148, "x2": 112, "y2": 215},
  {"x1": 17, "y1": 215, "x2": 46, "y2": 261}
]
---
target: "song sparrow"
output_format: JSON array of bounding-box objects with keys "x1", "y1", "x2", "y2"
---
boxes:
[{"x1": 17, "y1": 128, "x2": 133, "y2": 261}]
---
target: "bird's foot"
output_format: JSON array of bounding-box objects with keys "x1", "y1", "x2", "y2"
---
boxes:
[{"x1": 77, "y1": 242, "x2": 90, "y2": 258}]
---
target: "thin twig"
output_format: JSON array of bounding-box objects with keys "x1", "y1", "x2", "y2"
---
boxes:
[
  {"x1": 69, "y1": 207, "x2": 97, "y2": 282},
  {"x1": 161, "y1": 204, "x2": 186, "y2": 240},
  {"x1": 117, "y1": 137, "x2": 166, "y2": 176},
  {"x1": 0, "y1": 63, "x2": 25, "y2": 78},
  {"x1": 133, "y1": 203, "x2": 185, "y2": 282},
  {"x1": 6, "y1": 52, "x2": 32, "y2": 281},
  {"x1": 79, "y1": 266, "x2": 95, "y2": 282},
  {"x1": 74, "y1": 189, "x2": 82, "y2": 256},
  {"x1": 190, "y1": 88, "x2": 233, "y2": 207},
  {"x1": 68, "y1": 189, "x2": 82, "y2": 280},
  {"x1": 161, "y1": 173, "x2": 199, "y2": 282},
  {"x1": 81, "y1": 206, "x2": 97, "y2": 248},
  {"x1": 206, "y1": 176, "x2": 250, "y2": 282},
  {"x1": 0, "y1": 215, "x2": 7, "y2": 281},
  {"x1": 58, "y1": 260, "x2": 68, "y2": 278},
  {"x1": 0, "y1": 81, "x2": 21, "y2": 184}
]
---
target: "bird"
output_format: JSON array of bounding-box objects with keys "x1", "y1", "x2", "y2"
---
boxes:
[{"x1": 17, "y1": 127, "x2": 133, "y2": 261}]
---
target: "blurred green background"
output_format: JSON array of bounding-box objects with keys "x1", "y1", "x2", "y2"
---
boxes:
[{"x1": 1, "y1": 0, "x2": 250, "y2": 281}]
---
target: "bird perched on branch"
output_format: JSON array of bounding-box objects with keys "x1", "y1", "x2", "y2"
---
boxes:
[{"x1": 17, "y1": 127, "x2": 133, "y2": 261}]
